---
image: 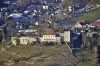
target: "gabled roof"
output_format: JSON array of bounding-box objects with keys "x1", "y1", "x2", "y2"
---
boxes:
[{"x1": 41, "y1": 28, "x2": 56, "y2": 35}]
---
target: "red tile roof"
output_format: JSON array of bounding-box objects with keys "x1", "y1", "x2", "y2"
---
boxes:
[{"x1": 90, "y1": 22, "x2": 100, "y2": 27}]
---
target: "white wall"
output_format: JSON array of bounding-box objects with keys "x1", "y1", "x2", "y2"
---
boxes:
[
  {"x1": 11, "y1": 37, "x2": 18, "y2": 46},
  {"x1": 19, "y1": 37, "x2": 36, "y2": 45},
  {"x1": 56, "y1": 37, "x2": 61, "y2": 43},
  {"x1": 43, "y1": 6, "x2": 48, "y2": 10},
  {"x1": 64, "y1": 31, "x2": 70, "y2": 42},
  {"x1": 41, "y1": 35, "x2": 56, "y2": 42}
]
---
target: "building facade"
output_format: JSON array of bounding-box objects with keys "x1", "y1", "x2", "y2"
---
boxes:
[
  {"x1": 41, "y1": 35, "x2": 56, "y2": 42},
  {"x1": 19, "y1": 36, "x2": 36, "y2": 45},
  {"x1": 64, "y1": 31, "x2": 70, "y2": 43},
  {"x1": 11, "y1": 36, "x2": 36, "y2": 45},
  {"x1": 40, "y1": 28, "x2": 56, "y2": 42}
]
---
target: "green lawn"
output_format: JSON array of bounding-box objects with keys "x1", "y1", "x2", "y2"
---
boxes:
[{"x1": 69, "y1": 8, "x2": 100, "y2": 21}]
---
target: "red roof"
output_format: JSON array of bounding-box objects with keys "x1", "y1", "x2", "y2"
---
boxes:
[{"x1": 90, "y1": 22, "x2": 100, "y2": 27}]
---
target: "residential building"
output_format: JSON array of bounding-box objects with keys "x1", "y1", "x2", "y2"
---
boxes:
[
  {"x1": 74, "y1": 23, "x2": 83, "y2": 28},
  {"x1": 75, "y1": 20, "x2": 84, "y2": 28},
  {"x1": 41, "y1": 28, "x2": 56, "y2": 42}
]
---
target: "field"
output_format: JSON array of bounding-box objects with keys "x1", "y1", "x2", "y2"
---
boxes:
[
  {"x1": 0, "y1": 44, "x2": 99, "y2": 66},
  {"x1": 69, "y1": 8, "x2": 100, "y2": 21},
  {"x1": 0, "y1": 45, "x2": 75, "y2": 66}
]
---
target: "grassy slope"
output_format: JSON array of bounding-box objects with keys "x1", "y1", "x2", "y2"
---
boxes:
[
  {"x1": 69, "y1": 8, "x2": 100, "y2": 21},
  {"x1": 0, "y1": 45, "x2": 62, "y2": 59},
  {"x1": 0, "y1": 45, "x2": 73, "y2": 66}
]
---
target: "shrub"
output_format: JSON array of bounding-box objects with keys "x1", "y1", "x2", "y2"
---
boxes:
[
  {"x1": 41, "y1": 42, "x2": 48, "y2": 46},
  {"x1": 0, "y1": 59, "x2": 7, "y2": 65},
  {"x1": 30, "y1": 41, "x2": 37, "y2": 46}
]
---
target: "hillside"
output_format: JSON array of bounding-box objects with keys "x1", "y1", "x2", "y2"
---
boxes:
[{"x1": 69, "y1": 8, "x2": 100, "y2": 21}]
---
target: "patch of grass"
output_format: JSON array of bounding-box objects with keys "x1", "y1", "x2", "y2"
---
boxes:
[
  {"x1": 0, "y1": 45, "x2": 68, "y2": 60},
  {"x1": 0, "y1": 45, "x2": 72, "y2": 66},
  {"x1": 69, "y1": 8, "x2": 100, "y2": 21}
]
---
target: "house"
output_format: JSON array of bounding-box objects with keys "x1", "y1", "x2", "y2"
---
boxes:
[
  {"x1": 75, "y1": 20, "x2": 84, "y2": 28},
  {"x1": 74, "y1": 23, "x2": 83, "y2": 28},
  {"x1": 41, "y1": 28, "x2": 56, "y2": 42}
]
